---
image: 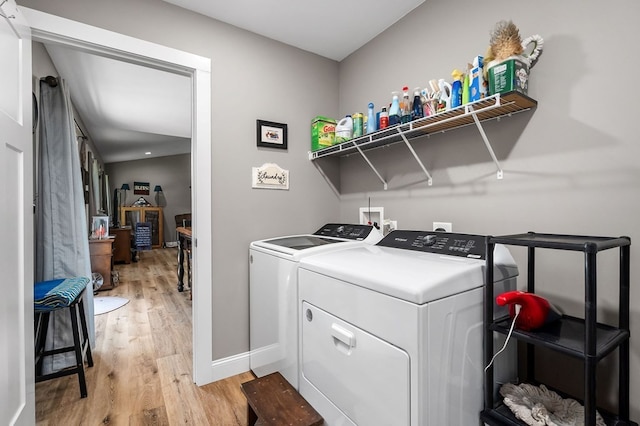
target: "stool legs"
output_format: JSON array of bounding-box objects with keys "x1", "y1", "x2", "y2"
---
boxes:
[{"x1": 34, "y1": 293, "x2": 93, "y2": 398}]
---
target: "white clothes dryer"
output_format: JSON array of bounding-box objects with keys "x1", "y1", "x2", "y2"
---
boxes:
[
  {"x1": 249, "y1": 223, "x2": 382, "y2": 389},
  {"x1": 297, "y1": 230, "x2": 519, "y2": 426}
]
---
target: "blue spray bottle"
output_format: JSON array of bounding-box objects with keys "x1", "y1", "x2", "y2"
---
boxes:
[{"x1": 366, "y1": 102, "x2": 376, "y2": 134}]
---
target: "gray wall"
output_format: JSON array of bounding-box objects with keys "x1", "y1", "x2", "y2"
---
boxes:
[
  {"x1": 337, "y1": 0, "x2": 640, "y2": 419},
  {"x1": 106, "y1": 154, "x2": 192, "y2": 243},
  {"x1": 19, "y1": 0, "x2": 341, "y2": 361}
]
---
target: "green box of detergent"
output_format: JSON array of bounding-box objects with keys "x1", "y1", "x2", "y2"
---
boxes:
[
  {"x1": 488, "y1": 57, "x2": 529, "y2": 95},
  {"x1": 311, "y1": 116, "x2": 336, "y2": 151}
]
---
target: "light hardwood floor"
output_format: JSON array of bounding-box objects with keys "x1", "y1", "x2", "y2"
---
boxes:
[{"x1": 35, "y1": 248, "x2": 254, "y2": 425}]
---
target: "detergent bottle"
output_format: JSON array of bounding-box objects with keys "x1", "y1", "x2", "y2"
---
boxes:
[
  {"x1": 366, "y1": 102, "x2": 377, "y2": 134},
  {"x1": 388, "y1": 92, "x2": 400, "y2": 126},
  {"x1": 450, "y1": 69, "x2": 464, "y2": 109},
  {"x1": 335, "y1": 115, "x2": 353, "y2": 143},
  {"x1": 400, "y1": 86, "x2": 412, "y2": 124},
  {"x1": 437, "y1": 78, "x2": 452, "y2": 112},
  {"x1": 412, "y1": 88, "x2": 424, "y2": 120}
]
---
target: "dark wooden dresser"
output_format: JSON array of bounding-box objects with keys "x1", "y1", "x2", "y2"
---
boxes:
[{"x1": 109, "y1": 227, "x2": 132, "y2": 264}]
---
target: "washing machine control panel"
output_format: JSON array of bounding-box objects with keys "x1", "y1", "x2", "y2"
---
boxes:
[
  {"x1": 377, "y1": 230, "x2": 486, "y2": 259},
  {"x1": 313, "y1": 223, "x2": 376, "y2": 240}
]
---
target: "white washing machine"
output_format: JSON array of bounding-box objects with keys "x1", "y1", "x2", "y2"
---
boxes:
[
  {"x1": 249, "y1": 223, "x2": 382, "y2": 389},
  {"x1": 297, "y1": 230, "x2": 519, "y2": 426}
]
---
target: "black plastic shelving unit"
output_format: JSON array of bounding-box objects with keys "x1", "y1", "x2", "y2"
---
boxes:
[{"x1": 482, "y1": 232, "x2": 635, "y2": 426}]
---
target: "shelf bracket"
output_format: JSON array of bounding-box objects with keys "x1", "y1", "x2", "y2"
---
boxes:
[
  {"x1": 397, "y1": 127, "x2": 433, "y2": 186},
  {"x1": 468, "y1": 104, "x2": 504, "y2": 179},
  {"x1": 353, "y1": 143, "x2": 388, "y2": 190}
]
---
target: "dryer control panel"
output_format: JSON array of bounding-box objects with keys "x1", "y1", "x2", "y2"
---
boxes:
[
  {"x1": 314, "y1": 223, "x2": 376, "y2": 241},
  {"x1": 377, "y1": 230, "x2": 486, "y2": 259}
]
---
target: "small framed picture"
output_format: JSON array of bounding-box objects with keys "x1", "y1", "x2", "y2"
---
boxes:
[
  {"x1": 257, "y1": 119, "x2": 287, "y2": 150},
  {"x1": 91, "y1": 215, "x2": 110, "y2": 239}
]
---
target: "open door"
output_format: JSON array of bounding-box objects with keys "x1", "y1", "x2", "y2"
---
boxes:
[{"x1": 0, "y1": 1, "x2": 35, "y2": 425}]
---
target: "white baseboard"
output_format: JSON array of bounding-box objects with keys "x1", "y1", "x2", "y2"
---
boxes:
[{"x1": 209, "y1": 351, "x2": 251, "y2": 383}]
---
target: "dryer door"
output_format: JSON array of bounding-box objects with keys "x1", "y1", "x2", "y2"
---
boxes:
[{"x1": 301, "y1": 302, "x2": 410, "y2": 425}]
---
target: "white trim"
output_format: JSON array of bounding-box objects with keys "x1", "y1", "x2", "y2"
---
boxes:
[
  {"x1": 210, "y1": 352, "x2": 251, "y2": 383},
  {"x1": 23, "y1": 7, "x2": 214, "y2": 386}
]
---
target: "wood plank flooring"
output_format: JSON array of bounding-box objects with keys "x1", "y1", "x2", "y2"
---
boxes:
[{"x1": 35, "y1": 248, "x2": 254, "y2": 425}]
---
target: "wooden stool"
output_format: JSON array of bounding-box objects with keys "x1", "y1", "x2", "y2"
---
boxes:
[
  {"x1": 241, "y1": 372, "x2": 323, "y2": 426},
  {"x1": 34, "y1": 277, "x2": 94, "y2": 398}
]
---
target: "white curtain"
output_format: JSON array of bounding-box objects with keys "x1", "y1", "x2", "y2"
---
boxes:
[{"x1": 36, "y1": 78, "x2": 94, "y2": 372}]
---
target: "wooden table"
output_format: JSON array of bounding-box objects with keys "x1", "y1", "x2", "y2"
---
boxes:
[{"x1": 176, "y1": 226, "x2": 192, "y2": 293}]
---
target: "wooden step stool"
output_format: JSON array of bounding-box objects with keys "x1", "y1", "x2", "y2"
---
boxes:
[{"x1": 241, "y1": 372, "x2": 323, "y2": 426}]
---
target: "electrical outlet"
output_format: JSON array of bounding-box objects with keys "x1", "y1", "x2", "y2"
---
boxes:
[
  {"x1": 383, "y1": 220, "x2": 397, "y2": 235},
  {"x1": 433, "y1": 222, "x2": 452, "y2": 232}
]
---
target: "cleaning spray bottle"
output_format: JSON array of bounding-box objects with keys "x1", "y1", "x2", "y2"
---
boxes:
[
  {"x1": 400, "y1": 86, "x2": 412, "y2": 124},
  {"x1": 462, "y1": 67, "x2": 471, "y2": 105},
  {"x1": 450, "y1": 69, "x2": 464, "y2": 109},
  {"x1": 388, "y1": 91, "x2": 400, "y2": 126},
  {"x1": 437, "y1": 78, "x2": 452, "y2": 112},
  {"x1": 366, "y1": 102, "x2": 376, "y2": 134},
  {"x1": 412, "y1": 88, "x2": 424, "y2": 120}
]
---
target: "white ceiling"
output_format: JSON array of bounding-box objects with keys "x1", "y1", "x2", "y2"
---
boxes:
[
  {"x1": 162, "y1": 0, "x2": 425, "y2": 61},
  {"x1": 42, "y1": 0, "x2": 425, "y2": 163},
  {"x1": 44, "y1": 44, "x2": 192, "y2": 164}
]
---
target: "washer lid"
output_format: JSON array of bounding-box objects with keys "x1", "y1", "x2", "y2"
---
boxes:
[{"x1": 299, "y1": 243, "x2": 518, "y2": 305}]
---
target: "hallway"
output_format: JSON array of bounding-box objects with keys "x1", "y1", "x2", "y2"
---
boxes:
[{"x1": 35, "y1": 248, "x2": 254, "y2": 425}]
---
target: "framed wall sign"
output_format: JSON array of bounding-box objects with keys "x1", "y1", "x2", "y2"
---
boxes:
[
  {"x1": 134, "y1": 181, "x2": 150, "y2": 195},
  {"x1": 257, "y1": 119, "x2": 287, "y2": 150}
]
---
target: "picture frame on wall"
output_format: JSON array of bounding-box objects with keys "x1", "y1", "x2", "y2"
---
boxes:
[{"x1": 256, "y1": 119, "x2": 288, "y2": 150}]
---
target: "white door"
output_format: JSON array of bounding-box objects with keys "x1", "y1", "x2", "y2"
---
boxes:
[{"x1": 0, "y1": 1, "x2": 34, "y2": 425}]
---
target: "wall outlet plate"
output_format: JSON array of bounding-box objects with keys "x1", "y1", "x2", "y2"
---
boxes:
[{"x1": 433, "y1": 221, "x2": 452, "y2": 232}]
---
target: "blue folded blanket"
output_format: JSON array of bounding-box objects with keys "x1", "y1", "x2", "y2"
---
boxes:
[{"x1": 34, "y1": 277, "x2": 90, "y2": 312}]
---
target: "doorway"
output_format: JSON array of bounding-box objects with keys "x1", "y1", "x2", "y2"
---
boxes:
[{"x1": 25, "y1": 7, "x2": 214, "y2": 385}]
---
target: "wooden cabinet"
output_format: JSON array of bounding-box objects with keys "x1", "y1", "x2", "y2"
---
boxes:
[
  {"x1": 109, "y1": 227, "x2": 132, "y2": 263},
  {"x1": 120, "y1": 206, "x2": 164, "y2": 249},
  {"x1": 89, "y1": 237, "x2": 114, "y2": 291}
]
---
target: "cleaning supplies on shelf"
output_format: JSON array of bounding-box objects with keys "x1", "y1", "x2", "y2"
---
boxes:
[
  {"x1": 352, "y1": 112, "x2": 364, "y2": 138},
  {"x1": 450, "y1": 69, "x2": 464, "y2": 108},
  {"x1": 469, "y1": 55, "x2": 487, "y2": 101},
  {"x1": 437, "y1": 78, "x2": 452, "y2": 112},
  {"x1": 412, "y1": 88, "x2": 423, "y2": 120},
  {"x1": 462, "y1": 69, "x2": 470, "y2": 105},
  {"x1": 379, "y1": 107, "x2": 389, "y2": 129},
  {"x1": 388, "y1": 92, "x2": 400, "y2": 126},
  {"x1": 366, "y1": 103, "x2": 376, "y2": 134},
  {"x1": 400, "y1": 86, "x2": 412, "y2": 124},
  {"x1": 335, "y1": 115, "x2": 353, "y2": 143},
  {"x1": 420, "y1": 88, "x2": 432, "y2": 117},
  {"x1": 311, "y1": 116, "x2": 337, "y2": 151}
]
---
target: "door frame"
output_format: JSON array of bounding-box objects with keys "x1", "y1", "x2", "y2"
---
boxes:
[{"x1": 22, "y1": 7, "x2": 214, "y2": 385}]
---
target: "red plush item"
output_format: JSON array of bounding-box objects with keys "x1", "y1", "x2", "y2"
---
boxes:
[{"x1": 496, "y1": 291, "x2": 561, "y2": 331}]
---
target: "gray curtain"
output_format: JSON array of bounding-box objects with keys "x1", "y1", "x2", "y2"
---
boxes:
[{"x1": 36, "y1": 78, "x2": 94, "y2": 372}]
